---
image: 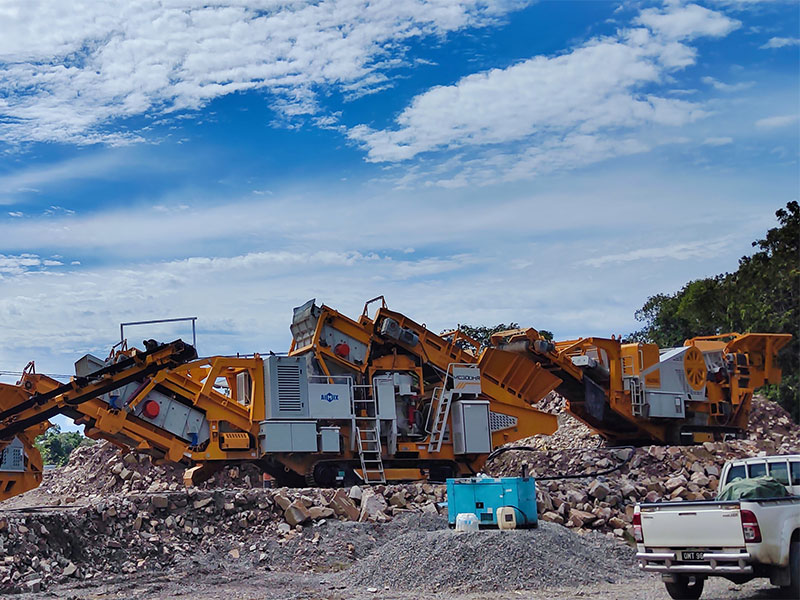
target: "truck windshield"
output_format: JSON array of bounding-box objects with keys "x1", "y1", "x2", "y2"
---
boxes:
[
  {"x1": 748, "y1": 463, "x2": 767, "y2": 478},
  {"x1": 792, "y1": 461, "x2": 800, "y2": 486}
]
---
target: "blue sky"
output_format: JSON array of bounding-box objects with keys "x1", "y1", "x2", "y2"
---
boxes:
[{"x1": 0, "y1": 1, "x2": 798, "y2": 433}]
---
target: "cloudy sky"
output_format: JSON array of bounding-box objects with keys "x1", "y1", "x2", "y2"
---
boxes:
[{"x1": 1, "y1": 0, "x2": 798, "y2": 425}]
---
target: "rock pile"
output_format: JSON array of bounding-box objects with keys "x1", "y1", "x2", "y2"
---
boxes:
[
  {"x1": 526, "y1": 392, "x2": 602, "y2": 451},
  {"x1": 38, "y1": 441, "x2": 263, "y2": 500},
  {"x1": 489, "y1": 396, "x2": 800, "y2": 539},
  {"x1": 0, "y1": 483, "x2": 445, "y2": 594}
]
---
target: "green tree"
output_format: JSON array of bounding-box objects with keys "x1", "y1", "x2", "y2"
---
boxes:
[
  {"x1": 34, "y1": 425, "x2": 93, "y2": 466},
  {"x1": 445, "y1": 324, "x2": 554, "y2": 348},
  {"x1": 631, "y1": 202, "x2": 799, "y2": 421},
  {"x1": 447, "y1": 323, "x2": 520, "y2": 349}
]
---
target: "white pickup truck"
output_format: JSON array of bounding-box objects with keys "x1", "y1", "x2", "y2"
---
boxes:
[{"x1": 634, "y1": 454, "x2": 800, "y2": 599}]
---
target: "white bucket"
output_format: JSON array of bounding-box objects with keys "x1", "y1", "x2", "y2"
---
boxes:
[{"x1": 454, "y1": 512, "x2": 479, "y2": 532}]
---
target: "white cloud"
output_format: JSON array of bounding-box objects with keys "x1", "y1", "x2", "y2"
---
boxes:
[
  {"x1": 755, "y1": 114, "x2": 799, "y2": 129},
  {"x1": 580, "y1": 236, "x2": 735, "y2": 267},
  {"x1": 0, "y1": 253, "x2": 62, "y2": 275},
  {"x1": 0, "y1": 160, "x2": 782, "y2": 385},
  {"x1": 634, "y1": 3, "x2": 740, "y2": 40},
  {"x1": 0, "y1": 0, "x2": 527, "y2": 145},
  {"x1": 760, "y1": 37, "x2": 800, "y2": 49},
  {"x1": 0, "y1": 152, "x2": 133, "y2": 198},
  {"x1": 346, "y1": 2, "x2": 742, "y2": 186},
  {"x1": 702, "y1": 136, "x2": 733, "y2": 145},
  {"x1": 701, "y1": 76, "x2": 754, "y2": 92},
  {"x1": 348, "y1": 36, "x2": 703, "y2": 162}
]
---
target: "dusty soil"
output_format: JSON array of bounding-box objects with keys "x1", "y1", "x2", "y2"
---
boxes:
[{"x1": 10, "y1": 568, "x2": 791, "y2": 600}]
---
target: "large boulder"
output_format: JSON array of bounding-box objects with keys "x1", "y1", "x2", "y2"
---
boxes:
[
  {"x1": 284, "y1": 500, "x2": 310, "y2": 526},
  {"x1": 330, "y1": 489, "x2": 360, "y2": 520},
  {"x1": 359, "y1": 489, "x2": 388, "y2": 522}
]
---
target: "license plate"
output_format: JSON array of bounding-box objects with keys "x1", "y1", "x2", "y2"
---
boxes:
[{"x1": 681, "y1": 551, "x2": 704, "y2": 561}]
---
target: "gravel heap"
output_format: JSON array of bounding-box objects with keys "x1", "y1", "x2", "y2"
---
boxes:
[
  {"x1": 0, "y1": 482, "x2": 447, "y2": 594},
  {"x1": 344, "y1": 519, "x2": 641, "y2": 592},
  {"x1": 488, "y1": 396, "x2": 800, "y2": 539}
]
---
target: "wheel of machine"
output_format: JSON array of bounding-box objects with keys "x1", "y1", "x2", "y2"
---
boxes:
[
  {"x1": 427, "y1": 462, "x2": 457, "y2": 483},
  {"x1": 306, "y1": 461, "x2": 360, "y2": 487},
  {"x1": 306, "y1": 462, "x2": 336, "y2": 487},
  {"x1": 664, "y1": 575, "x2": 704, "y2": 600},
  {"x1": 683, "y1": 346, "x2": 706, "y2": 391}
]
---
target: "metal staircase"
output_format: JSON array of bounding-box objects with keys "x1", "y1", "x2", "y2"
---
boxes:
[
  {"x1": 352, "y1": 394, "x2": 386, "y2": 484},
  {"x1": 625, "y1": 376, "x2": 646, "y2": 417},
  {"x1": 427, "y1": 386, "x2": 454, "y2": 453}
]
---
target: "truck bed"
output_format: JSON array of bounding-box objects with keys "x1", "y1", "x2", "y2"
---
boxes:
[
  {"x1": 639, "y1": 500, "x2": 745, "y2": 548},
  {"x1": 637, "y1": 496, "x2": 800, "y2": 577}
]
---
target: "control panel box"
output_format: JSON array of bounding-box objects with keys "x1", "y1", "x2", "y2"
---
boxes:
[
  {"x1": 259, "y1": 420, "x2": 317, "y2": 453},
  {"x1": 319, "y1": 426, "x2": 341, "y2": 452},
  {"x1": 451, "y1": 400, "x2": 491, "y2": 454}
]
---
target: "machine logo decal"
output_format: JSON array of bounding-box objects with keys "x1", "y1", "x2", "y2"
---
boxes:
[{"x1": 321, "y1": 392, "x2": 339, "y2": 403}]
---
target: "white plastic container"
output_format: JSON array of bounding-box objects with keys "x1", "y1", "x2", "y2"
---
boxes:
[
  {"x1": 496, "y1": 506, "x2": 518, "y2": 530},
  {"x1": 455, "y1": 512, "x2": 479, "y2": 532}
]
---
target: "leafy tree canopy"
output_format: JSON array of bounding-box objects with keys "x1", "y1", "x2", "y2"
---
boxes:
[
  {"x1": 445, "y1": 323, "x2": 554, "y2": 348},
  {"x1": 35, "y1": 424, "x2": 93, "y2": 466}
]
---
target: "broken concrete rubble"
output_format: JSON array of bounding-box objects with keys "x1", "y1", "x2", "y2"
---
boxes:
[
  {"x1": 488, "y1": 395, "x2": 800, "y2": 541},
  {"x1": 0, "y1": 395, "x2": 795, "y2": 595}
]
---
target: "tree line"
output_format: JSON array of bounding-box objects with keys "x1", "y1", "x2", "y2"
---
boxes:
[{"x1": 629, "y1": 201, "x2": 797, "y2": 421}]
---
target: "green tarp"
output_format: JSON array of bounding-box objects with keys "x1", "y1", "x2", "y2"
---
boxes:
[{"x1": 717, "y1": 476, "x2": 789, "y2": 501}]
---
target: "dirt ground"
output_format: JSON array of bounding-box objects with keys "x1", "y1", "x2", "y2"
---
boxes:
[{"x1": 11, "y1": 567, "x2": 791, "y2": 600}]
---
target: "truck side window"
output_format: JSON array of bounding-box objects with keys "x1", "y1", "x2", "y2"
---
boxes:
[
  {"x1": 768, "y1": 462, "x2": 789, "y2": 485},
  {"x1": 791, "y1": 461, "x2": 800, "y2": 486},
  {"x1": 726, "y1": 465, "x2": 746, "y2": 483},
  {"x1": 748, "y1": 463, "x2": 767, "y2": 478}
]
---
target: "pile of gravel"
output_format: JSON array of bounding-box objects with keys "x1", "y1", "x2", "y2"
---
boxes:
[{"x1": 342, "y1": 519, "x2": 642, "y2": 592}]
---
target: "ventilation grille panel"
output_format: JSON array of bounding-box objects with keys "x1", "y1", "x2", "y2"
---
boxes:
[
  {"x1": 277, "y1": 363, "x2": 303, "y2": 412},
  {"x1": 489, "y1": 411, "x2": 518, "y2": 432}
]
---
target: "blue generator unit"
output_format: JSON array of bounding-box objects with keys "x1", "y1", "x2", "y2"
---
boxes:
[{"x1": 446, "y1": 476, "x2": 538, "y2": 529}]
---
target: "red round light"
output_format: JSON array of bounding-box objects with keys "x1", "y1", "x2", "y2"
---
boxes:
[
  {"x1": 334, "y1": 342, "x2": 350, "y2": 357},
  {"x1": 143, "y1": 400, "x2": 160, "y2": 419}
]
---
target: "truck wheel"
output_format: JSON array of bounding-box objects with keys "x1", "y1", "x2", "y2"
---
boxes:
[
  {"x1": 664, "y1": 575, "x2": 704, "y2": 600},
  {"x1": 787, "y1": 540, "x2": 799, "y2": 598}
]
